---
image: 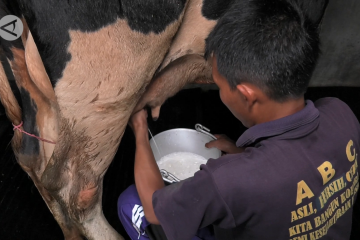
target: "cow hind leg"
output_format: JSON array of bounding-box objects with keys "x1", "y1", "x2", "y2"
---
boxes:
[
  {"x1": 28, "y1": 170, "x2": 84, "y2": 240},
  {"x1": 1, "y1": 37, "x2": 85, "y2": 239},
  {"x1": 77, "y1": 187, "x2": 124, "y2": 240},
  {"x1": 41, "y1": 143, "x2": 124, "y2": 240},
  {"x1": 69, "y1": 166, "x2": 123, "y2": 240},
  {"x1": 38, "y1": 112, "x2": 126, "y2": 240}
]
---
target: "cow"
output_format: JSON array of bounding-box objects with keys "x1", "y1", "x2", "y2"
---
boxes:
[{"x1": 0, "y1": 0, "x2": 328, "y2": 239}]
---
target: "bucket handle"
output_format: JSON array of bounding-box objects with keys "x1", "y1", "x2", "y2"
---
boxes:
[
  {"x1": 160, "y1": 169, "x2": 181, "y2": 183},
  {"x1": 195, "y1": 124, "x2": 217, "y2": 140}
]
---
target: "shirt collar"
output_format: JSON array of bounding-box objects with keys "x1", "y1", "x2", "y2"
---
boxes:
[{"x1": 236, "y1": 100, "x2": 319, "y2": 147}]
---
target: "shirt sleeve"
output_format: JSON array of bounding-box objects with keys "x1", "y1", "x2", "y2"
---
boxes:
[{"x1": 152, "y1": 164, "x2": 235, "y2": 240}]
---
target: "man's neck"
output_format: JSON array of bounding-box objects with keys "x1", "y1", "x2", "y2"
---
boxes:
[{"x1": 255, "y1": 97, "x2": 305, "y2": 125}]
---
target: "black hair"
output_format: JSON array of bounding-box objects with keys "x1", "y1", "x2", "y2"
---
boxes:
[{"x1": 205, "y1": 0, "x2": 320, "y2": 102}]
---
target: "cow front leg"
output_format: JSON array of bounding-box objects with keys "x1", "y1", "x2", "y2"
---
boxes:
[{"x1": 134, "y1": 54, "x2": 213, "y2": 120}]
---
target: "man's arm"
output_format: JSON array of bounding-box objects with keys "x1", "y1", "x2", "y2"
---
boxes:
[
  {"x1": 129, "y1": 109, "x2": 164, "y2": 224},
  {"x1": 205, "y1": 134, "x2": 244, "y2": 154}
]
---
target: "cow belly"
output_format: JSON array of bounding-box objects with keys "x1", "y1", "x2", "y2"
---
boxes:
[{"x1": 133, "y1": 0, "x2": 218, "y2": 119}]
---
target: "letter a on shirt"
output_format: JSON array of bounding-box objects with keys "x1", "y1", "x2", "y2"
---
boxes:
[{"x1": 296, "y1": 180, "x2": 314, "y2": 205}]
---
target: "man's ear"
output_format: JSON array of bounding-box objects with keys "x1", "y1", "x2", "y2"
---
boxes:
[{"x1": 236, "y1": 83, "x2": 257, "y2": 107}]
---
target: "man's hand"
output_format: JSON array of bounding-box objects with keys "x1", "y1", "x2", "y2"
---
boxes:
[
  {"x1": 205, "y1": 134, "x2": 244, "y2": 154},
  {"x1": 130, "y1": 108, "x2": 163, "y2": 225},
  {"x1": 129, "y1": 109, "x2": 148, "y2": 137}
]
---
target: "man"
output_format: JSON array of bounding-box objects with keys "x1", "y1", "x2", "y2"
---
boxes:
[{"x1": 119, "y1": 0, "x2": 360, "y2": 239}]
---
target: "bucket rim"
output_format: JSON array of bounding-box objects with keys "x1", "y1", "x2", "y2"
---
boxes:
[{"x1": 149, "y1": 128, "x2": 208, "y2": 141}]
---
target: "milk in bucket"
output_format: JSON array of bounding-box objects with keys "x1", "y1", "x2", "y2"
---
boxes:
[
  {"x1": 149, "y1": 125, "x2": 221, "y2": 182},
  {"x1": 157, "y1": 152, "x2": 208, "y2": 180}
]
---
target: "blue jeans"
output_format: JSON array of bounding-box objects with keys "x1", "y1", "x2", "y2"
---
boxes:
[{"x1": 117, "y1": 184, "x2": 215, "y2": 240}]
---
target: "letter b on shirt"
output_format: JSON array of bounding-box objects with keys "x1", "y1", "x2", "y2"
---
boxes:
[{"x1": 317, "y1": 161, "x2": 335, "y2": 185}]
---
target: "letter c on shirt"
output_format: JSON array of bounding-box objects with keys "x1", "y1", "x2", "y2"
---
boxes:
[{"x1": 346, "y1": 140, "x2": 356, "y2": 162}]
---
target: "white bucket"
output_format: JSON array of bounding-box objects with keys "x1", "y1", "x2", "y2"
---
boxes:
[{"x1": 149, "y1": 127, "x2": 221, "y2": 182}]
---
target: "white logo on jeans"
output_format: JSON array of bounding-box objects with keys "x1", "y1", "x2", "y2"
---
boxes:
[{"x1": 132, "y1": 204, "x2": 145, "y2": 238}]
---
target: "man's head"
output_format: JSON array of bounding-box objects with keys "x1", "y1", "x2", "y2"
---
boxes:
[{"x1": 205, "y1": 0, "x2": 320, "y2": 127}]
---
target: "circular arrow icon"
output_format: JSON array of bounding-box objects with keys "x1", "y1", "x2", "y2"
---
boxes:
[{"x1": 0, "y1": 15, "x2": 24, "y2": 41}]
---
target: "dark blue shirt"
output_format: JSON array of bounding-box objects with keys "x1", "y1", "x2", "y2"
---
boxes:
[{"x1": 153, "y1": 98, "x2": 360, "y2": 240}]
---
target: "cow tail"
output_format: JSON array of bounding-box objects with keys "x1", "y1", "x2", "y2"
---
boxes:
[
  {"x1": 0, "y1": 0, "x2": 24, "y2": 125},
  {"x1": 0, "y1": 49, "x2": 22, "y2": 125}
]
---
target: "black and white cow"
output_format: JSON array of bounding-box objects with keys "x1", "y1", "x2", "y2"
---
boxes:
[{"x1": 0, "y1": 0, "x2": 327, "y2": 239}]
